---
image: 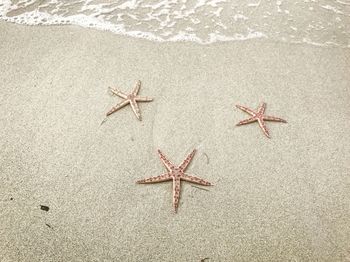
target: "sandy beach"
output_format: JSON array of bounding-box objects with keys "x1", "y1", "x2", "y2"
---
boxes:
[{"x1": 0, "y1": 20, "x2": 350, "y2": 261}]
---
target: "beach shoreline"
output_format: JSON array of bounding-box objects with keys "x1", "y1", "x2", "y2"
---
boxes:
[{"x1": 0, "y1": 21, "x2": 350, "y2": 261}]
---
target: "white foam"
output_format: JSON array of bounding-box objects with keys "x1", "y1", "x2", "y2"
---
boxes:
[{"x1": 0, "y1": 0, "x2": 349, "y2": 47}]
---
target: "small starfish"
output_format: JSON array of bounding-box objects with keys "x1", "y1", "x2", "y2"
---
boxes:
[
  {"x1": 236, "y1": 102, "x2": 287, "y2": 138},
  {"x1": 136, "y1": 149, "x2": 212, "y2": 213},
  {"x1": 106, "y1": 80, "x2": 153, "y2": 120}
]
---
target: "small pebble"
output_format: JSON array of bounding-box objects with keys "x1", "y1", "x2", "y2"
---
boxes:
[{"x1": 40, "y1": 205, "x2": 49, "y2": 212}]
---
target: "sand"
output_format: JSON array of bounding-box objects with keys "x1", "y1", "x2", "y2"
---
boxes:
[{"x1": 0, "y1": 21, "x2": 349, "y2": 261}]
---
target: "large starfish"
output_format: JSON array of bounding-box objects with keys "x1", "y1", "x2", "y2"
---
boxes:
[
  {"x1": 106, "y1": 80, "x2": 153, "y2": 120},
  {"x1": 136, "y1": 149, "x2": 212, "y2": 213},
  {"x1": 236, "y1": 102, "x2": 287, "y2": 138}
]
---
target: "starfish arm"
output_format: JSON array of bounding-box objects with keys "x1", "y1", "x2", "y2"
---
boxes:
[
  {"x1": 157, "y1": 150, "x2": 175, "y2": 171},
  {"x1": 109, "y1": 87, "x2": 127, "y2": 99},
  {"x1": 136, "y1": 173, "x2": 172, "y2": 184},
  {"x1": 173, "y1": 177, "x2": 181, "y2": 213},
  {"x1": 179, "y1": 149, "x2": 196, "y2": 171},
  {"x1": 106, "y1": 99, "x2": 129, "y2": 116},
  {"x1": 236, "y1": 105, "x2": 256, "y2": 116},
  {"x1": 132, "y1": 80, "x2": 141, "y2": 95},
  {"x1": 135, "y1": 96, "x2": 153, "y2": 102},
  {"x1": 258, "y1": 102, "x2": 266, "y2": 114},
  {"x1": 182, "y1": 173, "x2": 212, "y2": 186},
  {"x1": 130, "y1": 99, "x2": 142, "y2": 120},
  {"x1": 263, "y1": 115, "x2": 287, "y2": 123},
  {"x1": 257, "y1": 118, "x2": 270, "y2": 138},
  {"x1": 236, "y1": 117, "x2": 257, "y2": 126}
]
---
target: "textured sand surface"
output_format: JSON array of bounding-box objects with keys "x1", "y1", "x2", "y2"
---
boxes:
[{"x1": 0, "y1": 21, "x2": 350, "y2": 261}]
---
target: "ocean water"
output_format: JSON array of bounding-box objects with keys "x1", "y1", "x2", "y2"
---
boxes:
[{"x1": 0, "y1": 0, "x2": 349, "y2": 47}]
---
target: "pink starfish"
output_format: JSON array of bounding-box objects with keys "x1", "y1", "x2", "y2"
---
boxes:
[
  {"x1": 236, "y1": 102, "x2": 287, "y2": 138},
  {"x1": 136, "y1": 149, "x2": 212, "y2": 213},
  {"x1": 106, "y1": 80, "x2": 153, "y2": 120}
]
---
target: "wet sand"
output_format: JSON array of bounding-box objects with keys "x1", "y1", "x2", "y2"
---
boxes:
[{"x1": 0, "y1": 21, "x2": 349, "y2": 261}]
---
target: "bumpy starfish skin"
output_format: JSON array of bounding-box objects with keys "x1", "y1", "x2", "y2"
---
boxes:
[
  {"x1": 236, "y1": 102, "x2": 287, "y2": 138},
  {"x1": 106, "y1": 80, "x2": 153, "y2": 120},
  {"x1": 137, "y1": 149, "x2": 212, "y2": 212}
]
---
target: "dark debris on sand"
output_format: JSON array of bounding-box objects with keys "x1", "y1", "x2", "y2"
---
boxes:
[{"x1": 40, "y1": 205, "x2": 50, "y2": 212}]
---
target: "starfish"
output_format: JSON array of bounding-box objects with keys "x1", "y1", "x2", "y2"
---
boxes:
[
  {"x1": 236, "y1": 102, "x2": 287, "y2": 138},
  {"x1": 106, "y1": 80, "x2": 153, "y2": 120},
  {"x1": 136, "y1": 149, "x2": 212, "y2": 213}
]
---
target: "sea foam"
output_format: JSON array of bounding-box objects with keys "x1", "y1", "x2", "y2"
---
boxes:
[{"x1": 0, "y1": 0, "x2": 349, "y2": 47}]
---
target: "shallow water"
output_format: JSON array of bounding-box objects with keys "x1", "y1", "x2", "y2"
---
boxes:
[{"x1": 0, "y1": 0, "x2": 349, "y2": 47}]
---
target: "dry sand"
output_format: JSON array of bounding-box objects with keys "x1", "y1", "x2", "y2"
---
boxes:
[{"x1": 0, "y1": 21, "x2": 350, "y2": 261}]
